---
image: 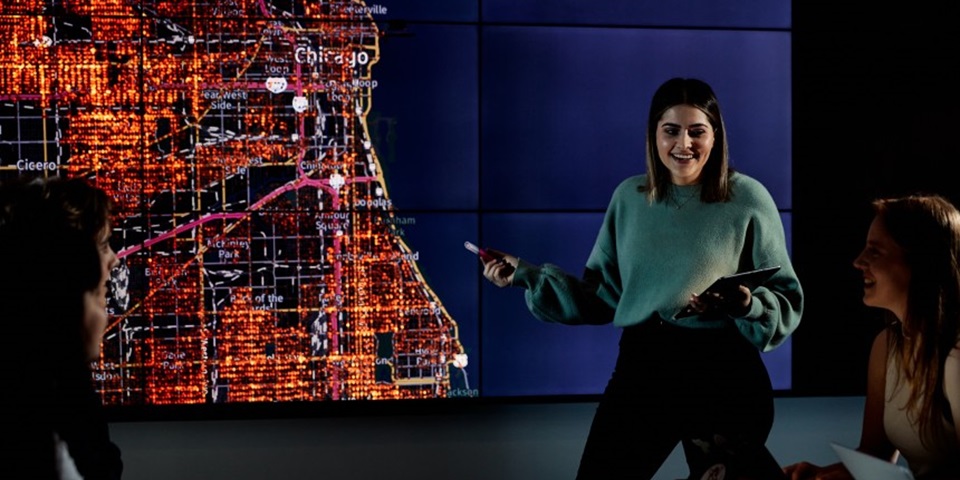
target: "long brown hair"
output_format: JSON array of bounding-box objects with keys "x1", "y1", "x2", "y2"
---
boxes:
[
  {"x1": 875, "y1": 194, "x2": 960, "y2": 448},
  {"x1": 642, "y1": 77, "x2": 732, "y2": 203}
]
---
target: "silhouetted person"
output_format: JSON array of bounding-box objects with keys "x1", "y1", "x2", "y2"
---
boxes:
[{"x1": 1, "y1": 176, "x2": 122, "y2": 479}]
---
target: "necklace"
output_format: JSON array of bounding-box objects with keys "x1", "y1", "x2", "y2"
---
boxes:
[{"x1": 670, "y1": 188, "x2": 699, "y2": 209}]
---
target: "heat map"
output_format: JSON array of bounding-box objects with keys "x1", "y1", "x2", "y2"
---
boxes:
[{"x1": 0, "y1": 0, "x2": 470, "y2": 405}]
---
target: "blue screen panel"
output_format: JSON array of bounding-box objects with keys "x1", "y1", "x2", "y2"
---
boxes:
[
  {"x1": 482, "y1": 0, "x2": 790, "y2": 29},
  {"x1": 371, "y1": 24, "x2": 479, "y2": 210},
  {"x1": 482, "y1": 27, "x2": 791, "y2": 211}
]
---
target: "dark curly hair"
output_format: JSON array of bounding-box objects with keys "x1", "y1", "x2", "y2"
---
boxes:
[{"x1": 0, "y1": 175, "x2": 114, "y2": 479}]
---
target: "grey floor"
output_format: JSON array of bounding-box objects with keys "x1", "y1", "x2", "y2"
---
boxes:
[{"x1": 110, "y1": 396, "x2": 866, "y2": 480}]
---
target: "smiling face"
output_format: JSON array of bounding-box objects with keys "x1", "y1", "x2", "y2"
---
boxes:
[
  {"x1": 655, "y1": 105, "x2": 715, "y2": 185},
  {"x1": 853, "y1": 216, "x2": 912, "y2": 320},
  {"x1": 82, "y1": 225, "x2": 119, "y2": 361}
]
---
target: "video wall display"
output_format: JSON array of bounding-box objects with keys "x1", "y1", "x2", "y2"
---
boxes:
[{"x1": 0, "y1": 0, "x2": 792, "y2": 407}]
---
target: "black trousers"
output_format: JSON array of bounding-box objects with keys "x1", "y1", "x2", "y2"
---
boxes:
[{"x1": 575, "y1": 318, "x2": 775, "y2": 480}]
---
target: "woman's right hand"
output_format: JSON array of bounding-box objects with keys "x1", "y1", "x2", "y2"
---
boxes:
[
  {"x1": 480, "y1": 248, "x2": 518, "y2": 288},
  {"x1": 782, "y1": 461, "x2": 853, "y2": 480}
]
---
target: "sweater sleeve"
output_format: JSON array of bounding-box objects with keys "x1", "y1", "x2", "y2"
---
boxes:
[
  {"x1": 510, "y1": 193, "x2": 623, "y2": 326},
  {"x1": 729, "y1": 186, "x2": 804, "y2": 352},
  {"x1": 511, "y1": 259, "x2": 617, "y2": 326}
]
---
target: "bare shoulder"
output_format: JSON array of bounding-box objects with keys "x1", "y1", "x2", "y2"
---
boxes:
[
  {"x1": 865, "y1": 330, "x2": 890, "y2": 388},
  {"x1": 865, "y1": 328, "x2": 892, "y2": 384},
  {"x1": 949, "y1": 339, "x2": 960, "y2": 359},
  {"x1": 870, "y1": 328, "x2": 890, "y2": 357},
  {"x1": 945, "y1": 341, "x2": 960, "y2": 379},
  {"x1": 945, "y1": 342, "x2": 960, "y2": 407}
]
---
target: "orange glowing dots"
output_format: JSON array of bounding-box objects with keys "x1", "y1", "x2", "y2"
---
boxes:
[{"x1": 1, "y1": 1, "x2": 464, "y2": 406}]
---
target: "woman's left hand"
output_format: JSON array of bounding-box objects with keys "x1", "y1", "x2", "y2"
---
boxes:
[{"x1": 687, "y1": 285, "x2": 752, "y2": 318}]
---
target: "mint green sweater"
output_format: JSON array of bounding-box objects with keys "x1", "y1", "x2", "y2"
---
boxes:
[{"x1": 511, "y1": 172, "x2": 803, "y2": 352}]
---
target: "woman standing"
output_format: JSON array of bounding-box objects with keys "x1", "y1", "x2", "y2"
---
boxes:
[{"x1": 481, "y1": 77, "x2": 803, "y2": 479}]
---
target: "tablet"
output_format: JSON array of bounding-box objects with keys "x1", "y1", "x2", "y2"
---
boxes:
[{"x1": 674, "y1": 265, "x2": 781, "y2": 318}]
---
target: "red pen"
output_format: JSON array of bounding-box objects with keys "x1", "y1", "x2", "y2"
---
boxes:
[{"x1": 464, "y1": 241, "x2": 498, "y2": 262}]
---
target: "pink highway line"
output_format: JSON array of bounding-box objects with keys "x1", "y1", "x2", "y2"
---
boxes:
[
  {"x1": 117, "y1": 171, "x2": 374, "y2": 259},
  {"x1": 155, "y1": 82, "x2": 316, "y2": 91},
  {"x1": 118, "y1": 212, "x2": 247, "y2": 258}
]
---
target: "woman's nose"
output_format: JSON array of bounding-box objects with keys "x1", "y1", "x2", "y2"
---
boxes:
[{"x1": 852, "y1": 252, "x2": 866, "y2": 270}]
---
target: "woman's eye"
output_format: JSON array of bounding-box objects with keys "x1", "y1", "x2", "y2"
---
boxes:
[
  {"x1": 690, "y1": 130, "x2": 706, "y2": 138},
  {"x1": 663, "y1": 128, "x2": 679, "y2": 136}
]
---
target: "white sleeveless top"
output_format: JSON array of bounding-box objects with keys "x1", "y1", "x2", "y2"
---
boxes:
[{"x1": 884, "y1": 354, "x2": 960, "y2": 479}]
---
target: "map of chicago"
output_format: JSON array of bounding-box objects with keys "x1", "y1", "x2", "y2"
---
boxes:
[{"x1": 0, "y1": 0, "x2": 469, "y2": 404}]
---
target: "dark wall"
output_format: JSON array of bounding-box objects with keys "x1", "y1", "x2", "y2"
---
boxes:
[{"x1": 792, "y1": 1, "x2": 960, "y2": 394}]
